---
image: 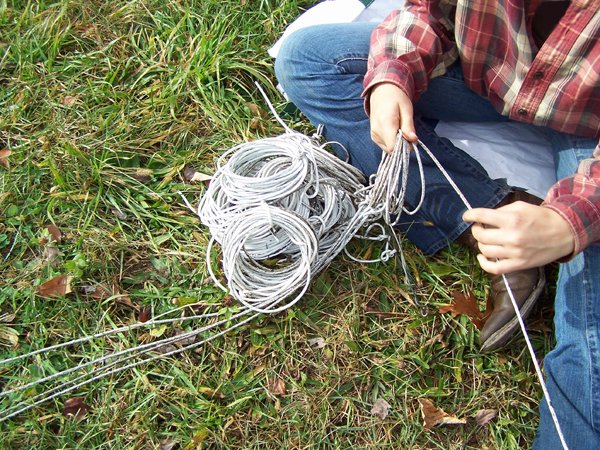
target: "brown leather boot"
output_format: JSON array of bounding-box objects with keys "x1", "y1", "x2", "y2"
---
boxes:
[
  {"x1": 457, "y1": 190, "x2": 546, "y2": 352},
  {"x1": 479, "y1": 267, "x2": 545, "y2": 351}
]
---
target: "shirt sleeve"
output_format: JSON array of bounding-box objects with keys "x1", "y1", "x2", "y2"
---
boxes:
[
  {"x1": 362, "y1": 0, "x2": 459, "y2": 107},
  {"x1": 543, "y1": 143, "x2": 600, "y2": 259}
]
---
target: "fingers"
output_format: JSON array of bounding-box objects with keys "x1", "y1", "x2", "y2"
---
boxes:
[
  {"x1": 462, "y1": 208, "x2": 505, "y2": 228},
  {"x1": 469, "y1": 222, "x2": 511, "y2": 248},
  {"x1": 369, "y1": 82, "x2": 416, "y2": 153},
  {"x1": 372, "y1": 116, "x2": 400, "y2": 152},
  {"x1": 463, "y1": 205, "x2": 573, "y2": 274},
  {"x1": 398, "y1": 101, "x2": 417, "y2": 143},
  {"x1": 475, "y1": 253, "x2": 522, "y2": 275}
]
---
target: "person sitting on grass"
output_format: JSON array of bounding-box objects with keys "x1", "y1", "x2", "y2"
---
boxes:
[{"x1": 274, "y1": 0, "x2": 599, "y2": 447}]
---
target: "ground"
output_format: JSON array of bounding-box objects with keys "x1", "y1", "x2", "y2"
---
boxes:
[{"x1": 0, "y1": 1, "x2": 554, "y2": 448}]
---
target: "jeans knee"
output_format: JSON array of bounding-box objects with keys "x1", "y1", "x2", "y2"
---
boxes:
[{"x1": 274, "y1": 28, "x2": 313, "y2": 94}]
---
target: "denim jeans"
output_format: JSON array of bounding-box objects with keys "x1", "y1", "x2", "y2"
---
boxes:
[{"x1": 275, "y1": 22, "x2": 600, "y2": 448}]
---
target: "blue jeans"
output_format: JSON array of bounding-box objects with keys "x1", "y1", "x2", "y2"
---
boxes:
[{"x1": 275, "y1": 22, "x2": 600, "y2": 448}]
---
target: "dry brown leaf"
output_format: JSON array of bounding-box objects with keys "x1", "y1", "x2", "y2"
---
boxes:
[
  {"x1": 197, "y1": 386, "x2": 225, "y2": 399},
  {"x1": 63, "y1": 396, "x2": 90, "y2": 420},
  {"x1": 89, "y1": 284, "x2": 112, "y2": 300},
  {"x1": 183, "y1": 166, "x2": 212, "y2": 184},
  {"x1": 173, "y1": 328, "x2": 196, "y2": 348},
  {"x1": 246, "y1": 102, "x2": 268, "y2": 118},
  {"x1": 269, "y1": 377, "x2": 286, "y2": 396},
  {"x1": 81, "y1": 284, "x2": 137, "y2": 309},
  {"x1": 44, "y1": 246, "x2": 62, "y2": 265},
  {"x1": 138, "y1": 306, "x2": 152, "y2": 323},
  {"x1": 46, "y1": 224, "x2": 62, "y2": 243},
  {"x1": 418, "y1": 398, "x2": 466, "y2": 429},
  {"x1": 0, "y1": 326, "x2": 19, "y2": 347},
  {"x1": 159, "y1": 438, "x2": 178, "y2": 450},
  {"x1": 307, "y1": 337, "x2": 326, "y2": 348},
  {"x1": 0, "y1": 313, "x2": 16, "y2": 323},
  {"x1": 61, "y1": 95, "x2": 78, "y2": 106},
  {"x1": 183, "y1": 428, "x2": 209, "y2": 450},
  {"x1": 474, "y1": 408, "x2": 497, "y2": 426},
  {"x1": 0, "y1": 192, "x2": 11, "y2": 205},
  {"x1": 371, "y1": 398, "x2": 391, "y2": 420},
  {"x1": 438, "y1": 290, "x2": 489, "y2": 330},
  {"x1": 38, "y1": 275, "x2": 72, "y2": 298},
  {"x1": 111, "y1": 208, "x2": 128, "y2": 220},
  {"x1": 133, "y1": 168, "x2": 153, "y2": 183},
  {"x1": 0, "y1": 148, "x2": 11, "y2": 170}
]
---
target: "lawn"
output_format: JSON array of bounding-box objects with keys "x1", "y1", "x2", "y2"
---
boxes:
[{"x1": 0, "y1": 1, "x2": 554, "y2": 448}]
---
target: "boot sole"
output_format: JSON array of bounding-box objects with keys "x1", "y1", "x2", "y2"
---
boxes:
[{"x1": 480, "y1": 267, "x2": 546, "y2": 352}]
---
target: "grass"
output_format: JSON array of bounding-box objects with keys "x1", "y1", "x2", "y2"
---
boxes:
[{"x1": 0, "y1": 1, "x2": 555, "y2": 448}]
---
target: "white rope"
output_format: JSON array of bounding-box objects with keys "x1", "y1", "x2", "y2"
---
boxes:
[
  {"x1": 411, "y1": 135, "x2": 568, "y2": 450},
  {"x1": 0, "y1": 118, "x2": 569, "y2": 449},
  {"x1": 502, "y1": 273, "x2": 569, "y2": 449},
  {"x1": 0, "y1": 309, "x2": 262, "y2": 422}
]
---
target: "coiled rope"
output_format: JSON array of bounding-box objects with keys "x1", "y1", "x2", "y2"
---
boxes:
[{"x1": 0, "y1": 118, "x2": 568, "y2": 448}]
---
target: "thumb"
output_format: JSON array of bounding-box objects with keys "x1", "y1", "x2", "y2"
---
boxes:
[{"x1": 398, "y1": 98, "x2": 417, "y2": 142}]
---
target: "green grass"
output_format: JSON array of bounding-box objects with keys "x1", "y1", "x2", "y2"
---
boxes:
[{"x1": 0, "y1": 1, "x2": 555, "y2": 448}]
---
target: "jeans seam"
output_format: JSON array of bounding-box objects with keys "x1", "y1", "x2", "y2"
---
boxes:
[
  {"x1": 585, "y1": 256, "x2": 600, "y2": 433},
  {"x1": 335, "y1": 56, "x2": 368, "y2": 73}
]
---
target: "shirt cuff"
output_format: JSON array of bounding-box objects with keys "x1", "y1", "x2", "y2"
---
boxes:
[
  {"x1": 542, "y1": 199, "x2": 595, "y2": 262},
  {"x1": 362, "y1": 59, "x2": 415, "y2": 115}
]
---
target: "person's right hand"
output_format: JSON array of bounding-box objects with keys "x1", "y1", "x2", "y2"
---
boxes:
[{"x1": 369, "y1": 82, "x2": 417, "y2": 153}]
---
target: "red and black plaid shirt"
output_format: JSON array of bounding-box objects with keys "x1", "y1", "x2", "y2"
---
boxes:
[{"x1": 364, "y1": 0, "x2": 599, "y2": 255}]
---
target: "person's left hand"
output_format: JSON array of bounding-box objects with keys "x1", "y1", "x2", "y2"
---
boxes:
[{"x1": 462, "y1": 201, "x2": 575, "y2": 274}]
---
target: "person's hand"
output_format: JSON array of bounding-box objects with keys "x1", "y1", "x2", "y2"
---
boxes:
[
  {"x1": 462, "y1": 201, "x2": 575, "y2": 274},
  {"x1": 369, "y1": 82, "x2": 417, "y2": 153}
]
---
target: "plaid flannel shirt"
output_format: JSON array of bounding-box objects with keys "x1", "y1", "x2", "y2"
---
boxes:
[{"x1": 364, "y1": 0, "x2": 599, "y2": 255}]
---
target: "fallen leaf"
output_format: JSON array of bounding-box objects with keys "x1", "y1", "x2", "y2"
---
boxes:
[
  {"x1": 307, "y1": 337, "x2": 326, "y2": 348},
  {"x1": 246, "y1": 102, "x2": 268, "y2": 118},
  {"x1": 0, "y1": 313, "x2": 16, "y2": 323},
  {"x1": 474, "y1": 408, "x2": 497, "y2": 426},
  {"x1": 93, "y1": 285, "x2": 114, "y2": 300},
  {"x1": 0, "y1": 326, "x2": 19, "y2": 347},
  {"x1": 159, "y1": 438, "x2": 178, "y2": 450},
  {"x1": 438, "y1": 290, "x2": 489, "y2": 330},
  {"x1": 61, "y1": 95, "x2": 78, "y2": 106},
  {"x1": 44, "y1": 246, "x2": 62, "y2": 265},
  {"x1": 183, "y1": 166, "x2": 211, "y2": 184},
  {"x1": 38, "y1": 275, "x2": 72, "y2": 298},
  {"x1": 183, "y1": 428, "x2": 209, "y2": 450},
  {"x1": 45, "y1": 224, "x2": 62, "y2": 243},
  {"x1": 0, "y1": 192, "x2": 11, "y2": 205},
  {"x1": 418, "y1": 398, "x2": 466, "y2": 429},
  {"x1": 154, "y1": 342, "x2": 178, "y2": 354},
  {"x1": 173, "y1": 328, "x2": 196, "y2": 348},
  {"x1": 0, "y1": 148, "x2": 11, "y2": 170},
  {"x1": 138, "y1": 306, "x2": 151, "y2": 323},
  {"x1": 133, "y1": 168, "x2": 153, "y2": 183},
  {"x1": 111, "y1": 208, "x2": 128, "y2": 220},
  {"x1": 149, "y1": 324, "x2": 167, "y2": 337},
  {"x1": 63, "y1": 397, "x2": 90, "y2": 420},
  {"x1": 269, "y1": 377, "x2": 286, "y2": 396},
  {"x1": 197, "y1": 386, "x2": 225, "y2": 399},
  {"x1": 371, "y1": 398, "x2": 391, "y2": 420},
  {"x1": 79, "y1": 284, "x2": 137, "y2": 309}
]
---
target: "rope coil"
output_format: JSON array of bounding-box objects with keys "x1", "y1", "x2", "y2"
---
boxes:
[{"x1": 0, "y1": 122, "x2": 569, "y2": 449}]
